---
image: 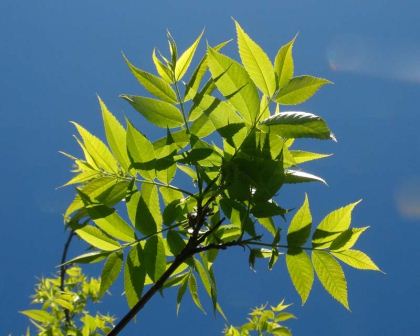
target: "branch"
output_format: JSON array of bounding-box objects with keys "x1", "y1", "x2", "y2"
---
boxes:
[
  {"x1": 107, "y1": 240, "x2": 195, "y2": 336},
  {"x1": 59, "y1": 230, "x2": 75, "y2": 326}
]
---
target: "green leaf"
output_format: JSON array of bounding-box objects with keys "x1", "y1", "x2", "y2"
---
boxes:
[
  {"x1": 330, "y1": 227, "x2": 369, "y2": 251},
  {"x1": 124, "y1": 244, "x2": 146, "y2": 308},
  {"x1": 175, "y1": 30, "x2": 203, "y2": 81},
  {"x1": 121, "y1": 95, "x2": 184, "y2": 128},
  {"x1": 75, "y1": 225, "x2": 120, "y2": 251},
  {"x1": 260, "y1": 111, "x2": 335, "y2": 141},
  {"x1": 274, "y1": 35, "x2": 296, "y2": 89},
  {"x1": 312, "y1": 200, "x2": 362, "y2": 248},
  {"x1": 65, "y1": 177, "x2": 129, "y2": 219},
  {"x1": 63, "y1": 251, "x2": 110, "y2": 265},
  {"x1": 152, "y1": 48, "x2": 173, "y2": 83},
  {"x1": 276, "y1": 75, "x2": 331, "y2": 105},
  {"x1": 143, "y1": 235, "x2": 166, "y2": 282},
  {"x1": 72, "y1": 122, "x2": 119, "y2": 173},
  {"x1": 332, "y1": 249, "x2": 381, "y2": 271},
  {"x1": 287, "y1": 194, "x2": 312, "y2": 247},
  {"x1": 207, "y1": 47, "x2": 260, "y2": 124},
  {"x1": 138, "y1": 184, "x2": 162, "y2": 235},
  {"x1": 99, "y1": 250, "x2": 123, "y2": 297},
  {"x1": 86, "y1": 204, "x2": 136, "y2": 243},
  {"x1": 256, "y1": 217, "x2": 277, "y2": 236},
  {"x1": 176, "y1": 274, "x2": 189, "y2": 315},
  {"x1": 126, "y1": 120, "x2": 156, "y2": 180},
  {"x1": 167, "y1": 230, "x2": 187, "y2": 256},
  {"x1": 312, "y1": 250, "x2": 349, "y2": 309},
  {"x1": 99, "y1": 97, "x2": 130, "y2": 171},
  {"x1": 21, "y1": 310, "x2": 54, "y2": 324},
  {"x1": 286, "y1": 248, "x2": 314, "y2": 305},
  {"x1": 284, "y1": 169, "x2": 327, "y2": 185},
  {"x1": 235, "y1": 21, "x2": 276, "y2": 97},
  {"x1": 188, "y1": 272, "x2": 206, "y2": 314},
  {"x1": 286, "y1": 150, "x2": 331, "y2": 167},
  {"x1": 124, "y1": 55, "x2": 178, "y2": 103}
]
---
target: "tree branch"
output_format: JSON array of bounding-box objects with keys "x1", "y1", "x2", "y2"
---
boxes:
[{"x1": 59, "y1": 229, "x2": 75, "y2": 326}]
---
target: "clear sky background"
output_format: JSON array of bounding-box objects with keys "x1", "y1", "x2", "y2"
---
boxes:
[{"x1": 1, "y1": 0, "x2": 419, "y2": 335}]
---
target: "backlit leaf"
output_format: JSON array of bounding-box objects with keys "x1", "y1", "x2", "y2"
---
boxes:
[
  {"x1": 99, "y1": 250, "x2": 123, "y2": 297},
  {"x1": 312, "y1": 200, "x2": 361, "y2": 248},
  {"x1": 287, "y1": 194, "x2": 312, "y2": 247},
  {"x1": 121, "y1": 95, "x2": 184, "y2": 128},
  {"x1": 188, "y1": 272, "x2": 206, "y2": 314},
  {"x1": 235, "y1": 21, "x2": 276, "y2": 97},
  {"x1": 175, "y1": 31, "x2": 203, "y2": 81},
  {"x1": 286, "y1": 249, "x2": 314, "y2": 304},
  {"x1": 21, "y1": 310, "x2": 54, "y2": 324},
  {"x1": 330, "y1": 227, "x2": 368, "y2": 251},
  {"x1": 260, "y1": 111, "x2": 335, "y2": 141},
  {"x1": 75, "y1": 225, "x2": 120, "y2": 251},
  {"x1": 124, "y1": 244, "x2": 146, "y2": 308},
  {"x1": 207, "y1": 47, "x2": 259, "y2": 124},
  {"x1": 274, "y1": 35, "x2": 296, "y2": 89},
  {"x1": 312, "y1": 250, "x2": 349, "y2": 309},
  {"x1": 332, "y1": 249, "x2": 381, "y2": 271},
  {"x1": 143, "y1": 235, "x2": 166, "y2": 282},
  {"x1": 276, "y1": 75, "x2": 331, "y2": 105},
  {"x1": 99, "y1": 97, "x2": 130, "y2": 171},
  {"x1": 284, "y1": 169, "x2": 327, "y2": 185}
]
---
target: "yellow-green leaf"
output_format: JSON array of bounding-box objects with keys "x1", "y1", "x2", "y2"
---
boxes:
[
  {"x1": 99, "y1": 96, "x2": 130, "y2": 171},
  {"x1": 126, "y1": 120, "x2": 156, "y2": 180},
  {"x1": 207, "y1": 48, "x2": 259, "y2": 124},
  {"x1": 87, "y1": 204, "x2": 136, "y2": 243},
  {"x1": 274, "y1": 36, "x2": 296, "y2": 89},
  {"x1": 332, "y1": 249, "x2": 381, "y2": 272},
  {"x1": 235, "y1": 21, "x2": 276, "y2": 97},
  {"x1": 125, "y1": 56, "x2": 178, "y2": 103},
  {"x1": 287, "y1": 194, "x2": 312, "y2": 247},
  {"x1": 276, "y1": 75, "x2": 332, "y2": 105},
  {"x1": 75, "y1": 225, "x2": 120, "y2": 251},
  {"x1": 286, "y1": 248, "x2": 314, "y2": 305},
  {"x1": 312, "y1": 250, "x2": 349, "y2": 309},
  {"x1": 72, "y1": 122, "x2": 119, "y2": 173},
  {"x1": 330, "y1": 227, "x2": 369, "y2": 251},
  {"x1": 313, "y1": 200, "x2": 361, "y2": 248},
  {"x1": 143, "y1": 235, "x2": 166, "y2": 282},
  {"x1": 175, "y1": 30, "x2": 203, "y2": 81},
  {"x1": 121, "y1": 95, "x2": 184, "y2": 128},
  {"x1": 124, "y1": 244, "x2": 146, "y2": 308},
  {"x1": 21, "y1": 310, "x2": 54, "y2": 324},
  {"x1": 152, "y1": 48, "x2": 173, "y2": 83},
  {"x1": 188, "y1": 272, "x2": 206, "y2": 314},
  {"x1": 99, "y1": 250, "x2": 123, "y2": 297}
]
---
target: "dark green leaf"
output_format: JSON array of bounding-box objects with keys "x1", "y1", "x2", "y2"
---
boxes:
[
  {"x1": 124, "y1": 244, "x2": 146, "y2": 308},
  {"x1": 99, "y1": 250, "x2": 123, "y2": 297},
  {"x1": 143, "y1": 235, "x2": 166, "y2": 282}
]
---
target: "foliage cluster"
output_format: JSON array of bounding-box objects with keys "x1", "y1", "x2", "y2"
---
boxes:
[{"x1": 22, "y1": 21, "x2": 380, "y2": 335}]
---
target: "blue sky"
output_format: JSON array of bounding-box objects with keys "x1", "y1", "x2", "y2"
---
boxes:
[{"x1": 1, "y1": 0, "x2": 419, "y2": 334}]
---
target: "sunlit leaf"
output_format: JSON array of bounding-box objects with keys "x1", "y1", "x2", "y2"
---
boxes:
[
  {"x1": 284, "y1": 169, "x2": 327, "y2": 185},
  {"x1": 207, "y1": 47, "x2": 259, "y2": 124},
  {"x1": 235, "y1": 21, "x2": 276, "y2": 97},
  {"x1": 176, "y1": 274, "x2": 189, "y2": 315},
  {"x1": 21, "y1": 310, "x2": 54, "y2": 324},
  {"x1": 125, "y1": 55, "x2": 178, "y2": 103},
  {"x1": 99, "y1": 250, "x2": 123, "y2": 297},
  {"x1": 99, "y1": 96, "x2": 130, "y2": 171},
  {"x1": 72, "y1": 122, "x2": 119, "y2": 173},
  {"x1": 274, "y1": 35, "x2": 297, "y2": 89},
  {"x1": 152, "y1": 48, "x2": 173, "y2": 83},
  {"x1": 124, "y1": 244, "x2": 146, "y2": 308},
  {"x1": 287, "y1": 194, "x2": 312, "y2": 247},
  {"x1": 286, "y1": 248, "x2": 314, "y2": 304},
  {"x1": 175, "y1": 31, "x2": 203, "y2": 81},
  {"x1": 63, "y1": 251, "x2": 110, "y2": 266},
  {"x1": 312, "y1": 250, "x2": 349, "y2": 309},
  {"x1": 188, "y1": 272, "x2": 206, "y2": 314},
  {"x1": 126, "y1": 120, "x2": 156, "y2": 180},
  {"x1": 121, "y1": 95, "x2": 184, "y2": 128},
  {"x1": 276, "y1": 75, "x2": 331, "y2": 105},
  {"x1": 330, "y1": 227, "x2": 368, "y2": 251},
  {"x1": 75, "y1": 225, "x2": 120, "y2": 251},
  {"x1": 86, "y1": 204, "x2": 136, "y2": 243},
  {"x1": 143, "y1": 235, "x2": 166, "y2": 282},
  {"x1": 312, "y1": 200, "x2": 362, "y2": 248},
  {"x1": 332, "y1": 249, "x2": 381, "y2": 271},
  {"x1": 260, "y1": 111, "x2": 335, "y2": 141}
]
